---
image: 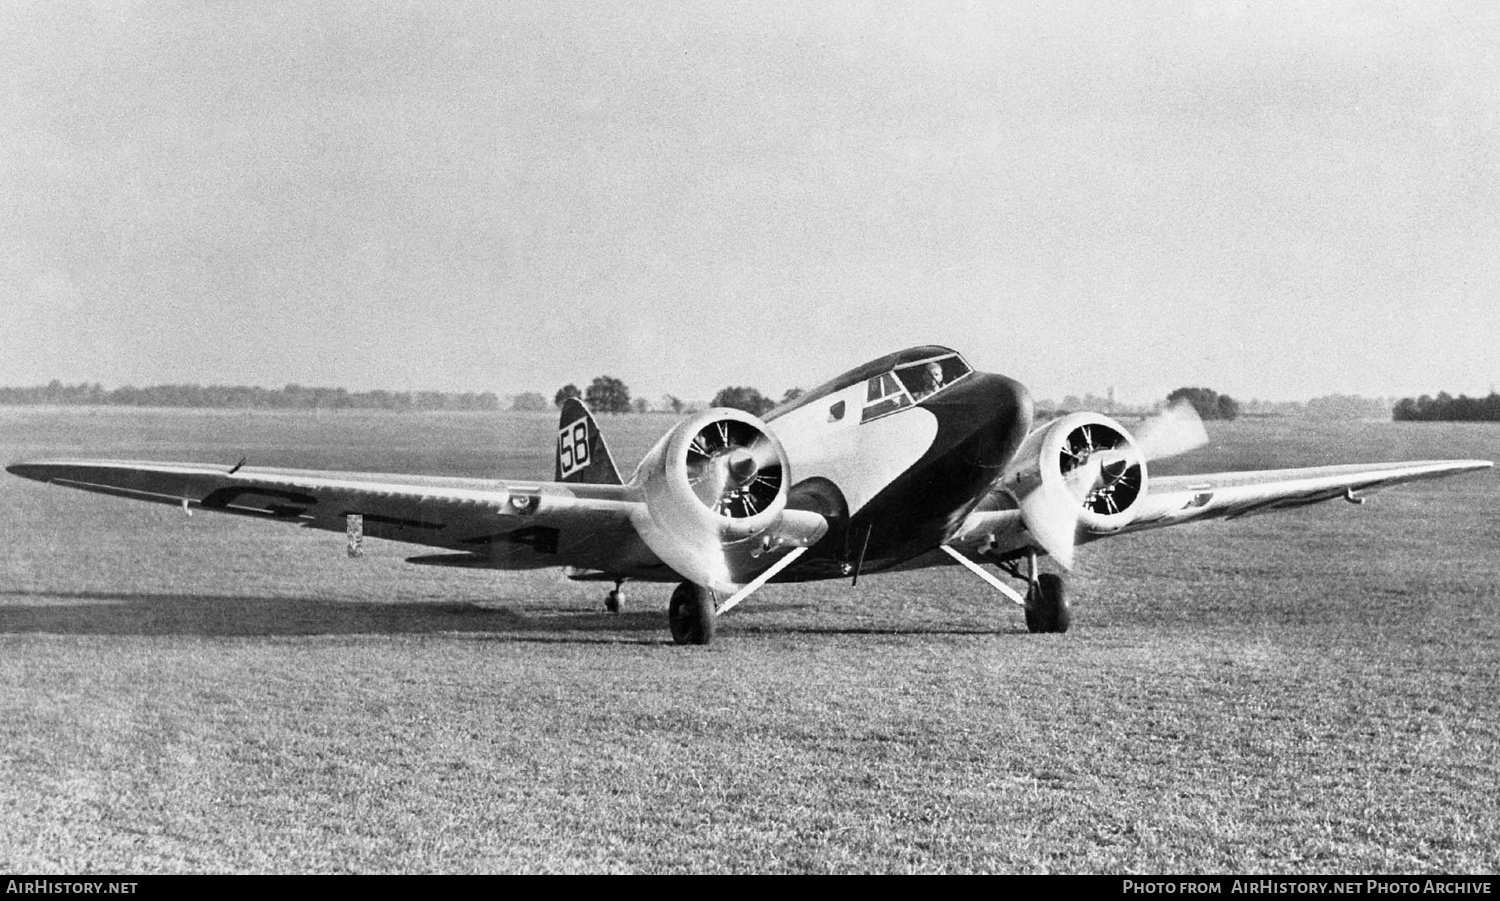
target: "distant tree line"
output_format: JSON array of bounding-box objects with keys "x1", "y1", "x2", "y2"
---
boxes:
[
  {"x1": 1393, "y1": 392, "x2": 1500, "y2": 422},
  {"x1": 510, "y1": 391, "x2": 548, "y2": 411},
  {"x1": 545, "y1": 378, "x2": 804, "y2": 416},
  {"x1": 551, "y1": 376, "x2": 632, "y2": 414},
  {"x1": 0, "y1": 380, "x2": 499, "y2": 411},
  {"x1": 710, "y1": 386, "x2": 805, "y2": 416},
  {"x1": 1040, "y1": 387, "x2": 1241, "y2": 421},
  {"x1": 1037, "y1": 394, "x2": 1398, "y2": 420},
  {"x1": 1301, "y1": 394, "x2": 1393, "y2": 420},
  {"x1": 1035, "y1": 387, "x2": 1255, "y2": 421},
  {"x1": 711, "y1": 386, "x2": 775, "y2": 416},
  {"x1": 1167, "y1": 386, "x2": 1241, "y2": 421}
]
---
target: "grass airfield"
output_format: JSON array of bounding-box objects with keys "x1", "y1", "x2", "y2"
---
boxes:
[{"x1": 1, "y1": 407, "x2": 1496, "y2": 873}]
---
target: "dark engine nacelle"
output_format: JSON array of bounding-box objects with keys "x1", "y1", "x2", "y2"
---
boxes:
[
  {"x1": 630, "y1": 409, "x2": 793, "y2": 592},
  {"x1": 1003, "y1": 411, "x2": 1149, "y2": 540}
]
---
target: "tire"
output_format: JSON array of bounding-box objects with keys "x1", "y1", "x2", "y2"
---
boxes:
[
  {"x1": 1025, "y1": 574, "x2": 1070, "y2": 633},
  {"x1": 668, "y1": 582, "x2": 716, "y2": 646},
  {"x1": 1036, "y1": 573, "x2": 1070, "y2": 634},
  {"x1": 605, "y1": 589, "x2": 623, "y2": 613}
]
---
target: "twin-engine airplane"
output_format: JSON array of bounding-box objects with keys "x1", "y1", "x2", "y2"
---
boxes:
[{"x1": 8, "y1": 347, "x2": 1492, "y2": 644}]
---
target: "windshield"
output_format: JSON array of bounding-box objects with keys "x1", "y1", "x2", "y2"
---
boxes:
[
  {"x1": 893, "y1": 354, "x2": 971, "y2": 401},
  {"x1": 861, "y1": 353, "x2": 972, "y2": 422}
]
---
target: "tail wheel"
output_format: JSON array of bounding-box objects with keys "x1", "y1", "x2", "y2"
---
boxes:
[
  {"x1": 1026, "y1": 574, "x2": 1071, "y2": 634},
  {"x1": 668, "y1": 581, "x2": 717, "y2": 646}
]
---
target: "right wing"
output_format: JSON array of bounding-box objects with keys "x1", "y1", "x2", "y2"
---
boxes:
[{"x1": 6, "y1": 459, "x2": 673, "y2": 578}]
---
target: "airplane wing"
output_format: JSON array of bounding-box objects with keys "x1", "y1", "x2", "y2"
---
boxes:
[
  {"x1": 6, "y1": 398, "x2": 832, "y2": 599},
  {"x1": 1116, "y1": 459, "x2": 1492, "y2": 536},
  {"x1": 951, "y1": 459, "x2": 1492, "y2": 554},
  {"x1": 5, "y1": 459, "x2": 670, "y2": 577}
]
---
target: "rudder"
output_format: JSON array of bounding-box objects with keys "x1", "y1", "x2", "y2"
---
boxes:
[{"x1": 555, "y1": 397, "x2": 623, "y2": 485}]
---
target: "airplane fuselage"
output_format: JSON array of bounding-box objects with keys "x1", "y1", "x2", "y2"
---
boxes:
[{"x1": 765, "y1": 346, "x2": 1032, "y2": 580}]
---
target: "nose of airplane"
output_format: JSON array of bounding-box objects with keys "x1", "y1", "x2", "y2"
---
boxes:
[{"x1": 960, "y1": 372, "x2": 1034, "y2": 472}]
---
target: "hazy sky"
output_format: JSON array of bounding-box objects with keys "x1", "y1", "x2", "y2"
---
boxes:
[{"x1": 3, "y1": 1, "x2": 1496, "y2": 404}]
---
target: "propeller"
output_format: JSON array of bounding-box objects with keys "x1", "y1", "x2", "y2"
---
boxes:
[
  {"x1": 1133, "y1": 399, "x2": 1209, "y2": 461},
  {"x1": 685, "y1": 419, "x2": 784, "y2": 518},
  {"x1": 1018, "y1": 401, "x2": 1207, "y2": 570},
  {"x1": 633, "y1": 409, "x2": 799, "y2": 597}
]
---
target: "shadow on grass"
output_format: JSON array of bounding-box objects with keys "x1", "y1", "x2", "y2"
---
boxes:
[
  {"x1": 736, "y1": 623, "x2": 1017, "y2": 637},
  {"x1": 0, "y1": 589, "x2": 670, "y2": 642},
  {"x1": 0, "y1": 590, "x2": 1022, "y2": 641}
]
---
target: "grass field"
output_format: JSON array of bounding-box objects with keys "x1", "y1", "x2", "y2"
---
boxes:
[{"x1": 1, "y1": 407, "x2": 1496, "y2": 873}]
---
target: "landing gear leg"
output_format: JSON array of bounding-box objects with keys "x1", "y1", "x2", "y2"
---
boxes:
[
  {"x1": 1024, "y1": 551, "x2": 1071, "y2": 634},
  {"x1": 668, "y1": 581, "x2": 717, "y2": 646},
  {"x1": 938, "y1": 545, "x2": 1071, "y2": 635},
  {"x1": 1023, "y1": 550, "x2": 1041, "y2": 633},
  {"x1": 605, "y1": 579, "x2": 625, "y2": 613}
]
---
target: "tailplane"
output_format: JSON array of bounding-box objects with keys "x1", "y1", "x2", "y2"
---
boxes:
[{"x1": 554, "y1": 397, "x2": 623, "y2": 485}]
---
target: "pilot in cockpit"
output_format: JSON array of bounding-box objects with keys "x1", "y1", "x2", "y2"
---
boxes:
[{"x1": 916, "y1": 361, "x2": 944, "y2": 399}]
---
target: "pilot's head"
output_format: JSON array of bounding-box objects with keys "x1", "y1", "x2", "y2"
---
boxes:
[{"x1": 924, "y1": 362, "x2": 944, "y2": 388}]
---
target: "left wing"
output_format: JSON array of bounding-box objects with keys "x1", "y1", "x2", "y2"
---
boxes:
[
  {"x1": 1119, "y1": 459, "x2": 1492, "y2": 535},
  {"x1": 6, "y1": 459, "x2": 668, "y2": 576},
  {"x1": 951, "y1": 459, "x2": 1492, "y2": 554}
]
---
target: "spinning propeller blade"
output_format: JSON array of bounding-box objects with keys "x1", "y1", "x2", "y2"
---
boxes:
[
  {"x1": 1019, "y1": 487, "x2": 1084, "y2": 570},
  {"x1": 1133, "y1": 400, "x2": 1209, "y2": 461}
]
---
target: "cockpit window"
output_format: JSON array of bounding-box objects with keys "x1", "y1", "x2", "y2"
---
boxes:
[
  {"x1": 860, "y1": 352, "x2": 973, "y2": 423},
  {"x1": 894, "y1": 354, "x2": 972, "y2": 401},
  {"x1": 862, "y1": 371, "x2": 912, "y2": 422}
]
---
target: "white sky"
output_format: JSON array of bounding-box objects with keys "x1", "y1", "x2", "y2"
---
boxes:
[{"x1": 2, "y1": 1, "x2": 1496, "y2": 404}]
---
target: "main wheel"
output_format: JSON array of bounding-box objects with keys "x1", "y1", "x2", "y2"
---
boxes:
[
  {"x1": 1026, "y1": 574, "x2": 1071, "y2": 634},
  {"x1": 668, "y1": 581, "x2": 717, "y2": 646},
  {"x1": 605, "y1": 589, "x2": 624, "y2": 613}
]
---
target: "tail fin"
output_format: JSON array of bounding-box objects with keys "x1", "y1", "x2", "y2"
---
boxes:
[{"x1": 555, "y1": 397, "x2": 623, "y2": 485}]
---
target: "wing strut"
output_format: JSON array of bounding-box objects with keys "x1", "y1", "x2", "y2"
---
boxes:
[
  {"x1": 715, "y1": 546, "x2": 809, "y2": 616},
  {"x1": 939, "y1": 546, "x2": 1028, "y2": 608}
]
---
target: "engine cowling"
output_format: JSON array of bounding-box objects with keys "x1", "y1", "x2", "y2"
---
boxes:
[
  {"x1": 630, "y1": 408, "x2": 796, "y2": 593},
  {"x1": 1001, "y1": 412, "x2": 1149, "y2": 567}
]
